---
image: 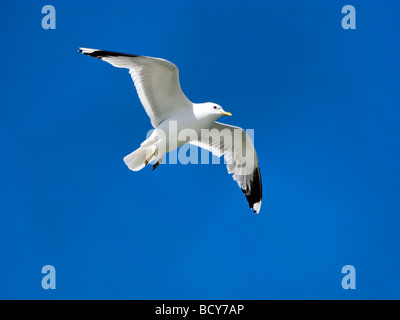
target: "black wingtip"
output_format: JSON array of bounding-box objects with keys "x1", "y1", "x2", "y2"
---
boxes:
[
  {"x1": 79, "y1": 48, "x2": 140, "y2": 59},
  {"x1": 242, "y1": 166, "x2": 262, "y2": 214}
]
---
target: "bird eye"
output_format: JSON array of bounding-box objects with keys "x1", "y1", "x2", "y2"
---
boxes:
[{"x1": 213, "y1": 106, "x2": 217, "y2": 109}]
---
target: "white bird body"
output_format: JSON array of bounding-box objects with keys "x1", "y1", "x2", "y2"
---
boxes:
[
  {"x1": 79, "y1": 48, "x2": 263, "y2": 213},
  {"x1": 143, "y1": 103, "x2": 223, "y2": 152}
]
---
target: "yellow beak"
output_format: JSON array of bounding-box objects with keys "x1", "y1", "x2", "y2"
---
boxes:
[{"x1": 221, "y1": 111, "x2": 232, "y2": 116}]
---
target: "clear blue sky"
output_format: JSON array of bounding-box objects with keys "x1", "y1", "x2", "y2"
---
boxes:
[{"x1": 1, "y1": 0, "x2": 399, "y2": 299}]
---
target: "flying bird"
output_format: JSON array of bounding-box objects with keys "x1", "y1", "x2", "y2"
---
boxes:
[{"x1": 78, "y1": 48, "x2": 262, "y2": 213}]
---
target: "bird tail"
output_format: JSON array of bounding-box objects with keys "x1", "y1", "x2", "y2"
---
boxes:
[{"x1": 123, "y1": 145, "x2": 156, "y2": 171}]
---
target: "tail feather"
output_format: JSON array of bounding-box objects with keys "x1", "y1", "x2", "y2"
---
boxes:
[{"x1": 123, "y1": 146, "x2": 156, "y2": 171}]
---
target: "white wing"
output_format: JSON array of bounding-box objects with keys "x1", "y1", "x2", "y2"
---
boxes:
[
  {"x1": 79, "y1": 48, "x2": 191, "y2": 127},
  {"x1": 191, "y1": 122, "x2": 262, "y2": 213}
]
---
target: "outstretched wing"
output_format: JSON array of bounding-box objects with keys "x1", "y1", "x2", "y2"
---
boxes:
[
  {"x1": 79, "y1": 48, "x2": 191, "y2": 127},
  {"x1": 191, "y1": 122, "x2": 262, "y2": 213}
]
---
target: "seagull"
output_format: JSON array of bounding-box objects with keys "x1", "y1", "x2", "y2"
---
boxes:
[{"x1": 78, "y1": 48, "x2": 262, "y2": 214}]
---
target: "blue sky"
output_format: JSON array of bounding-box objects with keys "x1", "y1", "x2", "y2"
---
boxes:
[{"x1": 1, "y1": 0, "x2": 399, "y2": 299}]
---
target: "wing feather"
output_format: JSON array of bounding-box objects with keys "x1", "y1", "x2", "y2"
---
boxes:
[
  {"x1": 79, "y1": 48, "x2": 191, "y2": 127},
  {"x1": 191, "y1": 122, "x2": 262, "y2": 213}
]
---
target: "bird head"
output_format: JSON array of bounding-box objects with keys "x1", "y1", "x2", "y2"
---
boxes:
[{"x1": 204, "y1": 102, "x2": 232, "y2": 119}]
